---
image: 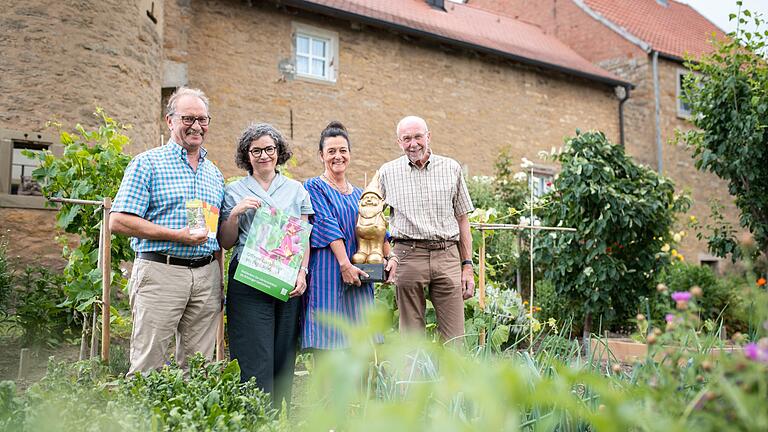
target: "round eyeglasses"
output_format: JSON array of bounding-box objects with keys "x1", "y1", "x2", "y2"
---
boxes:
[{"x1": 249, "y1": 146, "x2": 277, "y2": 157}]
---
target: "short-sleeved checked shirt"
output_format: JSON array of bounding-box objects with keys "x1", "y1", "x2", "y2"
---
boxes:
[
  {"x1": 111, "y1": 140, "x2": 225, "y2": 257},
  {"x1": 379, "y1": 153, "x2": 474, "y2": 241}
]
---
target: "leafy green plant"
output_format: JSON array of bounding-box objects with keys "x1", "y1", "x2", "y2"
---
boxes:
[
  {"x1": 679, "y1": 2, "x2": 768, "y2": 260},
  {"x1": 25, "y1": 109, "x2": 133, "y2": 315},
  {"x1": 124, "y1": 354, "x2": 278, "y2": 430},
  {"x1": 11, "y1": 265, "x2": 75, "y2": 348},
  {"x1": 535, "y1": 131, "x2": 690, "y2": 340},
  {"x1": 0, "y1": 355, "x2": 281, "y2": 432}
]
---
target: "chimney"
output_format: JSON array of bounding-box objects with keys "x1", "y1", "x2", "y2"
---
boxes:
[{"x1": 426, "y1": 0, "x2": 446, "y2": 11}]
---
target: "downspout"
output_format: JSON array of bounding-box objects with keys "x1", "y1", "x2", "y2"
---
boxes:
[
  {"x1": 618, "y1": 85, "x2": 631, "y2": 148},
  {"x1": 652, "y1": 50, "x2": 663, "y2": 173}
]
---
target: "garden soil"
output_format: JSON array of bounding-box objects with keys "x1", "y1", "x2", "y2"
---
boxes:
[{"x1": 0, "y1": 339, "x2": 80, "y2": 391}]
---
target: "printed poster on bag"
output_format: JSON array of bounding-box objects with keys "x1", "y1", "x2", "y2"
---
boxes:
[{"x1": 234, "y1": 205, "x2": 311, "y2": 301}]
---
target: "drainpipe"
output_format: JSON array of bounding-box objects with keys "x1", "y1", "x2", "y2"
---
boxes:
[
  {"x1": 617, "y1": 85, "x2": 631, "y2": 148},
  {"x1": 652, "y1": 50, "x2": 663, "y2": 173}
]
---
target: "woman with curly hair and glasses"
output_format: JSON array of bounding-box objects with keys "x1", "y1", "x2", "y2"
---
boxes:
[{"x1": 218, "y1": 123, "x2": 313, "y2": 411}]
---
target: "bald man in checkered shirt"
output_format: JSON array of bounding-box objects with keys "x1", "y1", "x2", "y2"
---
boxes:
[{"x1": 379, "y1": 115, "x2": 475, "y2": 344}]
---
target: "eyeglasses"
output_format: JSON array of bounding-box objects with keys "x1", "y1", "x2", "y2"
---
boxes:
[
  {"x1": 177, "y1": 115, "x2": 211, "y2": 126},
  {"x1": 249, "y1": 146, "x2": 277, "y2": 157},
  {"x1": 398, "y1": 131, "x2": 428, "y2": 143}
]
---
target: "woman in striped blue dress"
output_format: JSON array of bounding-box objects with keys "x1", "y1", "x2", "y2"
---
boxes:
[{"x1": 302, "y1": 121, "x2": 392, "y2": 350}]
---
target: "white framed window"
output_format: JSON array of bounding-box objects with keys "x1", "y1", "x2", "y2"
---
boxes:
[
  {"x1": 0, "y1": 129, "x2": 58, "y2": 209},
  {"x1": 529, "y1": 166, "x2": 556, "y2": 198},
  {"x1": 677, "y1": 69, "x2": 694, "y2": 119},
  {"x1": 293, "y1": 23, "x2": 338, "y2": 83}
]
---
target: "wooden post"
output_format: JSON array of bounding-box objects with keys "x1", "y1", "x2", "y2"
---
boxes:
[
  {"x1": 17, "y1": 348, "x2": 30, "y2": 380},
  {"x1": 101, "y1": 197, "x2": 112, "y2": 363},
  {"x1": 216, "y1": 311, "x2": 225, "y2": 361},
  {"x1": 478, "y1": 230, "x2": 486, "y2": 347},
  {"x1": 90, "y1": 306, "x2": 98, "y2": 359}
]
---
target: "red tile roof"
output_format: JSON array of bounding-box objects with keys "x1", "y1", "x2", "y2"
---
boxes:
[
  {"x1": 581, "y1": 0, "x2": 726, "y2": 60},
  {"x1": 284, "y1": 0, "x2": 628, "y2": 86}
]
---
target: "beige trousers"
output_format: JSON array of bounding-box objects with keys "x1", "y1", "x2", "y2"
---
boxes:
[
  {"x1": 392, "y1": 242, "x2": 465, "y2": 344},
  {"x1": 127, "y1": 258, "x2": 222, "y2": 376}
]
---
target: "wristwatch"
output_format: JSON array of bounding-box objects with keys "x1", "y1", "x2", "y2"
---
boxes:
[
  {"x1": 461, "y1": 259, "x2": 473, "y2": 267},
  {"x1": 299, "y1": 266, "x2": 309, "y2": 274}
]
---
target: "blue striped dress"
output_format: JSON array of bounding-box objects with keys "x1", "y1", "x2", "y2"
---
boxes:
[{"x1": 301, "y1": 176, "x2": 374, "y2": 350}]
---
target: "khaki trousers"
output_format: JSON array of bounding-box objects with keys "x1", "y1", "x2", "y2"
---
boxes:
[
  {"x1": 127, "y1": 258, "x2": 222, "y2": 376},
  {"x1": 392, "y1": 242, "x2": 465, "y2": 343}
]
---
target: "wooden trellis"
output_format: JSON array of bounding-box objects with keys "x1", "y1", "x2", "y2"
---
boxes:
[{"x1": 471, "y1": 165, "x2": 576, "y2": 346}]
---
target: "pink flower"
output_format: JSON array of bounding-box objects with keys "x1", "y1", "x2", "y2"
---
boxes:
[
  {"x1": 671, "y1": 291, "x2": 692, "y2": 302},
  {"x1": 665, "y1": 314, "x2": 676, "y2": 323},
  {"x1": 744, "y1": 339, "x2": 768, "y2": 364}
]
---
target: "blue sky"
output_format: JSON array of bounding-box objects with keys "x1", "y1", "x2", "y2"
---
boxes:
[{"x1": 678, "y1": 0, "x2": 768, "y2": 34}]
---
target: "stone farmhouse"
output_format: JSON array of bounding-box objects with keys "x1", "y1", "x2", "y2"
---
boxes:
[
  {"x1": 0, "y1": 0, "x2": 733, "y2": 267},
  {"x1": 471, "y1": 0, "x2": 737, "y2": 266}
]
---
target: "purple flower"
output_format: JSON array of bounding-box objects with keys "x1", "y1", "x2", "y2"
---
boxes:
[
  {"x1": 671, "y1": 291, "x2": 692, "y2": 302},
  {"x1": 665, "y1": 314, "x2": 676, "y2": 323},
  {"x1": 744, "y1": 339, "x2": 768, "y2": 364}
]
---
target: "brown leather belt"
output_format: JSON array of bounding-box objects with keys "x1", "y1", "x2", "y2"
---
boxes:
[
  {"x1": 395, "y1": 239, "x2": 458, "y2": 250},
  {"x1": 137, "y1": 252, "x2": 215, "y2": 268}
]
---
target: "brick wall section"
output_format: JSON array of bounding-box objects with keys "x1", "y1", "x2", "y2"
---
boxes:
[
  {"x1": 467, "y1": 0, "x2": 557, "y2": 30},
  {"x1": 471, "y1": 0, "x2": 645, "y2": 62},
  {"x1": 187, "y1": 0, "x2": 620, "y2": 186}
]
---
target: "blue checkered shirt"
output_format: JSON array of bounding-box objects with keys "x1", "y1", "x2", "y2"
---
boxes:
[{"x1": 112, "y1": 140, "x2": 225, "y2": 257}]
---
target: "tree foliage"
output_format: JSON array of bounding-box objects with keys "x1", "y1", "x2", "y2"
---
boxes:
[
  {"x1": 26, "y1": 109, "x2": 133, "y2": 312},
  {"x1": 535, "y1": 131, "x2": 690, "y2": 333},
  {"x1": 680, "y1": 2, "x2": 768, "y2": 259}
]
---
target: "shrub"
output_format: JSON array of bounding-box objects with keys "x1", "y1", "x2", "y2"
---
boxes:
[
  {"x1": 536, "y1": 131, "x2": 690, "y2": 339},
  {"x1": 12, "y1": 266, "x2": 75, "y2": 348},
  {"x1": 27, "y1": 109, "x2": 133, "y2": 314},
  {"x1": 535, "y1": 279, "x2": 577, "y2": 326},
  {"x1": 679, "y1": 3, "x2": 768, "y2": 260}
]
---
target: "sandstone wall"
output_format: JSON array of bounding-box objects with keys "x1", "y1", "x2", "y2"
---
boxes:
[
  {"x1": 0, "y1": 0, "x2": 163, "y2": 263},
  {"x1": 0, "y1": 0, "x2": 163, "y2": 151},
  {"x1": 186, "y1": 0, "x2": 621, "y2": 185}
]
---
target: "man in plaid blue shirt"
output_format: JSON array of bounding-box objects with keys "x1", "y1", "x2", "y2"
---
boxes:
[{"x1": 110, "y1": 87, "x2": 225, "y2": 375}]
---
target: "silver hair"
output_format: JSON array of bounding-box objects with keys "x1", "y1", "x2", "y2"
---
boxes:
[
  {"x1": 165, "y1": 86, "x2": 210, "y2": 117},
  {"x1": 235, "y1": 123, "x2": 292, "y2": 174},
  {"x1": 395, "y1": 115, "x2": 429, "y2": 137}
]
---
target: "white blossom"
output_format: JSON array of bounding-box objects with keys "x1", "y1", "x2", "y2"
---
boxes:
[
  {"x1": 520, "y1": 157, "x2": 534, "y2": 169},
  {"x1": 512, "y1": 172, "x2": 528, "y2": 182}
]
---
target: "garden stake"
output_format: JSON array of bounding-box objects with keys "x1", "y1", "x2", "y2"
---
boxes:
[
  {"x1": 101, "y1": 197, "x2": 111, "y2": 363},
  {"x1": 479, "y1": 230, "x2": 486, "y2": 346},
  {"x1": 529, "y1": 165, "x2": 534, "y2": 348}
]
